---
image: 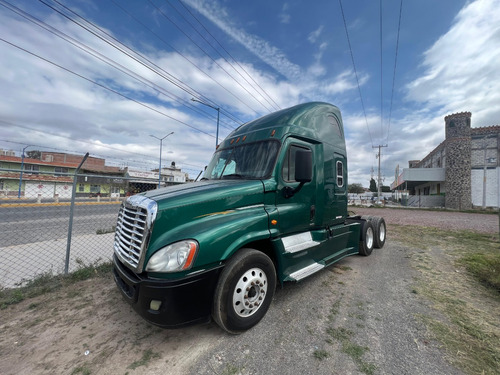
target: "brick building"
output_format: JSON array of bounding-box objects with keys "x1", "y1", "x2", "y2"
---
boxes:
[{"x1": 392, "y1": 112, "x2": 500, "y2": 209}]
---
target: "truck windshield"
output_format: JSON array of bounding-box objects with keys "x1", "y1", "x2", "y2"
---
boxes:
[{"x1": 203, "y1": 140, "x2": 280, "y2": 180}]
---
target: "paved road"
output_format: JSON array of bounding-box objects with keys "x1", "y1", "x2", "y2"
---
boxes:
[{"x1": 0, "y1": 204, "x2": 120, "y2": 246}]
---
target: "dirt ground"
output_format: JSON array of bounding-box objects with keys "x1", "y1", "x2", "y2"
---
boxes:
[{"x1": 0, "y1": 208, "x2": 497, "y2": 375}]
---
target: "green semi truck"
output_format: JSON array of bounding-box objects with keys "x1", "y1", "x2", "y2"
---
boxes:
[{"x1": 112, "y1": 102, "x2": 386, "y2": 334}]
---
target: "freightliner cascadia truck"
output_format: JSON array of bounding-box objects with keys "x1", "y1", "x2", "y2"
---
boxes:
[{"x1": 112, "y1": 102, "x2": 386, "y2": 334}]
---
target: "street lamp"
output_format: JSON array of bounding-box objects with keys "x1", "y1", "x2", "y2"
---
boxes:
[
  {"x1": 191, "y1": 98, "x2": 220, "y2": 148},
  {"x1": 17, "y1": 145, "x2": 31, "y2": 199},
  {"x1": 150, "y1": 132, "x2": 174, "y2": 189}
]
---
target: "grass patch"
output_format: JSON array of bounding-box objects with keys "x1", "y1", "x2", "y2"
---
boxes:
[
  {"x1": 313, "y1": 349, "x2": 329, "y2": 360},
  {"x1": 460, "y1": 253, "x2": 500, "y2": 292},
  {"x1": 127, "y1": 349, "x2": 161, "y2": 370},
  {"x1": 326, "y1": 326, "x2": 376, "y2": 374},
  {"x1": 96, "y1": 225, "x2": 116, "y2": 235},
  {"x1": 390, "y1": 224, "x2": 500, "y2": 375},
  {"x1": 0, "y1": 260, "x2": 112, "y2": 309},
  {"x1": 70, "y1": 365, "x2": 91, "y2": 375}
]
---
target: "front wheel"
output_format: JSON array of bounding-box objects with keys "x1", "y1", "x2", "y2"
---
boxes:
[{"x1": 212, "y1": 249, "x2": 276, "y2": 334}]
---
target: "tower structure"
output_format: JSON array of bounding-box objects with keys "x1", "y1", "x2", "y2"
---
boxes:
[{"x1": 444, "y1": 112, "x2": 472, "y2": 210}]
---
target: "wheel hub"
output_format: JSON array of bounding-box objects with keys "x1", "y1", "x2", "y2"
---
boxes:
[{"x1": 233, "y1": 267, "x2": 268, "y2": 317}]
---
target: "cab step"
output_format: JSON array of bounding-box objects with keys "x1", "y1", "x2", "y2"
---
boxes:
[
  {"x1": 282, "y1": 232, "x2": 320, "y2": 254},
  {"x1": 289, "y1": 262, "x2": 324, "y2": 281}
]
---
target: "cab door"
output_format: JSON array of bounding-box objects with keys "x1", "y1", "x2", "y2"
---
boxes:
[{"x1": 275, "y1": 138, "x2": 318, "y2": 236}]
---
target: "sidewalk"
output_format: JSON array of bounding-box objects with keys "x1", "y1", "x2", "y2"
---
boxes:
[{"x1": 0, "y1": 233, "x2": 115, "y2": 288}]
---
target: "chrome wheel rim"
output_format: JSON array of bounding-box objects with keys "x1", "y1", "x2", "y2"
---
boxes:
[{"x1": 232, "y1": 268, "x2": 268, "y2": 317}]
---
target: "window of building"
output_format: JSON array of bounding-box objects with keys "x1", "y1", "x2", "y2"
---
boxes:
[
  {"x1": 336, "y1": 161, "x2": 344, "y2": 187},
  {"x1": 54, "y1": 167, "x2": 69, "y2": 176},
  {"x1": 24, "y1": 164, "x2": 39, "y2": 175},
  {"x1": 78, "y1": 183, "x2": 85, "y2": 192},
  {"x1": 90, "y1": 184, "x2": 101, "y2": 193},
  {"x1": 110, "y1": 186, "x2": 120, "y2": 194}
]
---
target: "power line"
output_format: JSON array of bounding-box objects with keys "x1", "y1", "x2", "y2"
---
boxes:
[
  {"x1": 39, "y1": 0, "x2": 242, "y2": 129},
  {"x1": 147, "y1": 0, "x2": 267, "y2": 115},
  {"x1": 172, "y1": 0, "x2": 281, "y2": 111},
  {"x1": 338, "y1": 0, "x2": 373, "y2": 147},
  {"x1": 0, "y1": 138, "x2": 206, "y2": 173},
  {"x1": 0, "y1": 37, "x2": 216, "y2": 138},
  {"x1": 109, "y1": 0, "x2": 244, "y2": 126},
  {"x1": 0, "y1": 0, "x2": 236, "y2": 133}
]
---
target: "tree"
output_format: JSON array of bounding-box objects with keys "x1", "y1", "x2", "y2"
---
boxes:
[
  {"x1": 348, "y1": 183, "x2": 364, "y2": 194},
  {"x1": 381, "y1": 185, "x2": 391, "y2": 193},
  {"x1": 26, "y1": 150, "x2": 41, "y2": 159},
  {"x1": 369, "y1": 178, "x2": 377, "y2": 192}
]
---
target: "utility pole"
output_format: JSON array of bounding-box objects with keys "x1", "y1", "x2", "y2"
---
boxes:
[
  {"x1": 17, "y1": 145, "x2": 31, "y2": 199},
  {"x1": 373, "y1": 144, "x2": 388, "y2": 203},
  {"x1": 191, "y1": 98, "x2": 220, "y2": 149},
  {"x1": 150, "y1": 132, "x2": 174, "y2": 189}
]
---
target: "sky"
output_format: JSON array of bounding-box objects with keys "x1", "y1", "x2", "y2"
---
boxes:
[{"x1": 1, "y1": 0, "x2": 499, "y2": 186}]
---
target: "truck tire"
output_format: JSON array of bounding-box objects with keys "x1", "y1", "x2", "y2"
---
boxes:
[
  {"x1": 359, "y1": 220, "x2": 374, "y2": 256},
  {"x1": 371, "y1": 216, "x2": 386, "y2": 249},
  {"x1": 361, "y1": 215, "x2": 386, "y2": 249},
  {"x1": 212, "y1": 249, "x2": 276, "y2": 334}
]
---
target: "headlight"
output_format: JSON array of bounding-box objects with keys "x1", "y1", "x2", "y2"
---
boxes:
[{"x1": 146, "y1": 240, "x2": 198, "y2": 273}]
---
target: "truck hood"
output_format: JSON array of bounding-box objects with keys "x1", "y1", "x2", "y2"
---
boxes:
[{"x1": 143, "y1": 179, "x2": 266, "y2": 215}]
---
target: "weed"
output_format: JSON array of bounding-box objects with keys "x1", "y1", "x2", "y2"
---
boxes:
[
  {"x1": 70, "y1": 365, "x2": 91, "y2": 375},
  {"x1": 127, "y1": 349, "x2": 161, "y2": 370},
  {"x1": 326, "y1": 325, "x2": 376, "y2": 375},
  {"x1": 392, "y1": 224, "x2": 500, "y2": 375},
  {"x1": 0, "y1": 261, "x2": 112, "y2": 309},
  {"x1": 96, "y1": 225, "x2": 115, "y2": 235},
  {"x1": 460, "y1": 253, "x2": 500, "y2": 292},
  {"x1": 313, "y1": 349, "x2": 329, "y2": 360},
  {"x1": 221, "y1": 363, "x2": 243, "y2": 375},
  {"x1": 326, "y1": 326, "x2": 353, "y2": 341}
]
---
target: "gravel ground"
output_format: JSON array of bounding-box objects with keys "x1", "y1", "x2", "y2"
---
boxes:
[
  {"x1": 351, "y1": 206, "x2": 499, "y2": 234},
  {"x1": 2, "y1": 207, "x2": 494, "y2": 375},
  {"x1": 188, "y1": 239, "x2": 463, "y2": 375}
]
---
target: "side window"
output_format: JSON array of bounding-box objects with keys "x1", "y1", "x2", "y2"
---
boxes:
[
  {"x1": 282, "y1": 145, "x2": 310, "y2": 182},
  {"x1": 328, "y1": 115, "x2": 343, "y2": 138},
  {"x1": 336, "y1": 161, "x2": 344, "y2": 187}
]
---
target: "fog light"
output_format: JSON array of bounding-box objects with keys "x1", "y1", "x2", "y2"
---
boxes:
[{"x1": 150, "y1": 300, "x2": 162, "y2": 311}]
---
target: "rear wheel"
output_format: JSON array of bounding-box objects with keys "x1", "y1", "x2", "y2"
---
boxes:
[
  {"x1": 359, "y1": 220, "x2": 374, "y2": 256},
  {"x1": 371, "y1": 217, "x2": 386, "y2": 248},
  {"x1": 361, "y1": 215, "x2": 386, "y2": 249},
  {"x1": 212, "y1": 249, "x2": 276, "y2": 334}
]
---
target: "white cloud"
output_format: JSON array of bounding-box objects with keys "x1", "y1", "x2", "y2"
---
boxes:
[
  {"x1": 406, "y1": 0, "x2": 500, "y2": 127},
  {"x1": 182, "y1": 0, "x2": 303, "y2": 81},
  {"x1": 279, "y1": 3, "x2": 291, "y2": 24},
  {"x1": 308, "y1": 25, "x2": 324, "y2": 44}
]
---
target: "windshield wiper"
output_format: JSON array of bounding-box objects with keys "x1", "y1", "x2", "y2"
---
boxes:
[{"x1": 222, "y1": 173, "x2": 244, "y2": 179}]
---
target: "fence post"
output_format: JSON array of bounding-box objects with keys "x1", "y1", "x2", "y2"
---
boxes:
[{"x1": 64, "y1": 153, "x2": 89, "y2": 274}]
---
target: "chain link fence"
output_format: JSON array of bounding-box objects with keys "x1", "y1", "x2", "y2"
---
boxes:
[{"x1": 0, "y1": 168, "x2": 159, "y2": 288}]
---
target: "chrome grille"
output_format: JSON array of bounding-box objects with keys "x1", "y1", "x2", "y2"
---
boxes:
[{"x1": 114, "y1": 195, "x2": 157, "y2": 271}]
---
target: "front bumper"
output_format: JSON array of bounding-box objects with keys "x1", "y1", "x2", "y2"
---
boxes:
[{"x1": 112, "y1": 254, "x2": 222, "y2": 328}]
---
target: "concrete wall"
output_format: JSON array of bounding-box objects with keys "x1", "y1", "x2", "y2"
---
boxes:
[{"x1": 471, "y1": 168, "x2": 499, "y2": 208}]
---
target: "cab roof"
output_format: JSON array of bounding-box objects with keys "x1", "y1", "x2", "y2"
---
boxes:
[{"x1": 227, "y1": 102, "x2": 344, "y2": 144}]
